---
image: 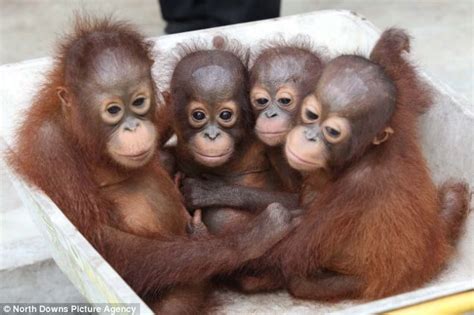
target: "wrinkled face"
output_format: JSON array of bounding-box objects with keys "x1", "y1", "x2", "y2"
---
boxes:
[
  {"x1": 61, "y1": 50, "x2": 158, "y2": 169},
  {"x1": 250, "y1": 47, "x2": 322, "y2": 146},
  {"x1": 171, "y1": 50, "x2": 250, "y2": 168},
  {"x1": 285, "y1": 55, "x2": 396, "y2": 173},
  {"x1": 185, "y1": 99, "x2": 239, "y2": 167},
  {"x1": 100, "y1": 79, "x2": 157, "y2": 168},
  {"x1": 251, "y1": 84, "x2": 298, "y2": 146},
  {"x1": 285, "y1": 94, "x2": 351, "y2": 171}
]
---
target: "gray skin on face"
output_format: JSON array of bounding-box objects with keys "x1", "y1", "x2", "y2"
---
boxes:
[
  {"x1": 171, "y1": 50, "x2": 249, "y2": 155},
  {"x1": 78, "y1": 48, "x2": 152, "y2": 113},
  {"x1": 251, "y1": 47, "x2": 323, "y2": 134},
  {"x1": 305, "y1": 55, "x2": 396, "y2": 168},
  {"x1": 83, "y1": 48, "x2": 149, "y2": 90},
  {"x1": 256, "y1": 53, "x2": 305, "y2": 90},
  {"x1": 254, "y1": 55, "x2": 301, "y2": 119},
  {"x1": 93, "y1": 48, "x2": 145, "y2": 84},
  {"x1": 191, "y1": 65, "x2": 234, "y2": 102},
  {"x1": 70, "y1": 48, "x2": 157, "y2": 167},
  {"x1": 176, "y1": 50, "x2": 246, "y2": 105}
]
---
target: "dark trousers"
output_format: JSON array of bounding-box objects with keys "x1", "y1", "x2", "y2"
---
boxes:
[{"x1": 159, "y1": 0, "x2": 281, "y2": 33}]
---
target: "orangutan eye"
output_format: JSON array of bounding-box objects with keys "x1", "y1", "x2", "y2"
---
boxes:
[
  {"x1": 219, "y1": 111, "x2": 233, "y2": 121},
  {"x1": 256, "y1": 98, "x2": 269, "y2": 106},
  {"x1": 278, "y1": 97, "x2": 292, "y2": 105},
  {"x1": 132, "y1": 97, "x2": 145, "y2": 106},
  {"x1": 192, "y1": 111, "x2": 206, "y2": 121},
  {"x1": 325, "y1": 126, "x2": 341, "y2": 138},
  {"x1": 107, "y1": 105, "x2": 122, "y2": 115},
  {"x1": 305, "y1": 109, "x2": 319, "y2": 121}
]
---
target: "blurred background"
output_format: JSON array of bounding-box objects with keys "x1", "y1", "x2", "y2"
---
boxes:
[
  {"x1": 1, "y1": 0, "x2": 473, "y2": 303},
  {"x1": 1, "y1": 0, "x2": 473, "y2": 102}
]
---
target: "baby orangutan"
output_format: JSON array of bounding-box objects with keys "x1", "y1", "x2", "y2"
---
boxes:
[{"x1": 274, "y1": 28, "x2": 471, "y2": 300}]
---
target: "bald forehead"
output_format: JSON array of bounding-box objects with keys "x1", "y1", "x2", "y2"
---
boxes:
[
  {"x1": 190, "y1": 64, "x2": 234, "y2": 97},
  {"x1": 174, "y1": 50, "x2": 246, "y2": 100},
  {"x1": 252, "y1": 47, "x2": 320, "y2": 89},
  {"x1": 317, "y1": 56, "x2": 394, "y2": 114},
  {"x1": 89, "y1": 48, "x2": 150, "y2": 90}
]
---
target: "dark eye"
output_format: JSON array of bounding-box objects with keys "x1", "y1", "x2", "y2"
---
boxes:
[
  {"x1": 192, "y1": 111, "x2": 206, "y2": 121},
  {"x1": 278, "y1": 98, "x2": 292, "y2": 105},
  {"x1": 219, "y1": 110, "x2": 233, "y2": 121},
  {"x1": 305, "y1": 109, "x2": 319, "y2": 121},
  {"x1": 107, "y1": 106, "x2": 121, "y2": 115},
  {"x1": 256, "y1": 98, "x2": 269, "y2": 106},
  {"x1": 132, "y1": 97, "x2": 145, "y2": 106},
  {"x1": 325, "y1": 126, "x2": 341, "y2": 138}
]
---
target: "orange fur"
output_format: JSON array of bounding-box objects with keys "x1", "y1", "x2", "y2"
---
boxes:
[{"x1": 270, "y1": 29, "x2": 471, "y2": 301}]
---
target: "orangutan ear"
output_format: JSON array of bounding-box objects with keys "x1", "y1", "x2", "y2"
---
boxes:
[
  {"x1": 373, "y1": 127, "x2": 394, "y2": 145},
  {"x1": 57, "y1": 86, "x2": 71, "y2": 108}
]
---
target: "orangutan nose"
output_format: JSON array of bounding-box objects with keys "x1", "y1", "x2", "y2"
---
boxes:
[
  {"x1": 304, "y1": 128, "x2": 318, "y2": 142},
  {"x1": 123, "y1": 117, "x2": 140, "y2": 132},
  {"x1": 265, "y1": 108, "x2": 278, "y2": 118},
  {"x1": 204, "y1": 125, "x2": 221, "y2": 140}
]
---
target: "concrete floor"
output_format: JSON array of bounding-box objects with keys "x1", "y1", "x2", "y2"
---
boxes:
[{"x1": 0, "y1": 0, "x2": 473, "y2": 305}]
